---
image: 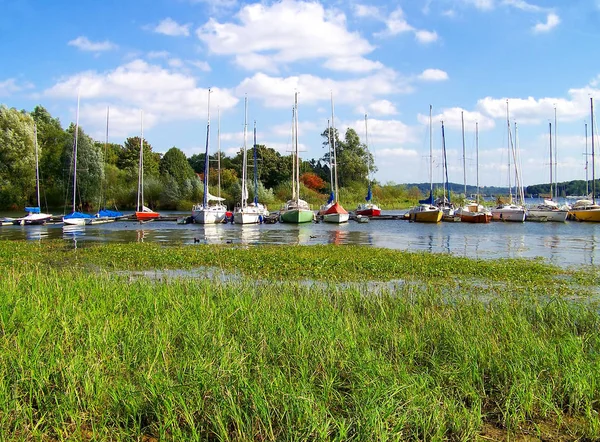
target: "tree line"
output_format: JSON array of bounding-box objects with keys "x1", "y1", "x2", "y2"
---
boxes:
[{"x1": 0, "y1": 104, "x2": 391, "y2": 212}]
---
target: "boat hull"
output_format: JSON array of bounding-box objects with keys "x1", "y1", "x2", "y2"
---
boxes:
[
  {"x1": 323, "y1": 213, "x2": 349, "y2": 223},
  {"x1": 233, "y1": 211, "x2": 261, "y2": 225},
  {"x1": 569, "y1": 208, "x2": 600, "y2": 222},
  {"x1": 135, "y1": 211, "x2": 160, "y2": 221},
  {"x1": 63, "y1": 217, "x2": 88, "y2": 226},
  {"x1": 459, "y1": 212, "x2": 492, "y2": 223},
  {"x1": 192, "y1": 208, "x2": 227, "y2": 224},
  {"x1": 356, "y1": 208, "x2": 381, "y2": 217},
  {"x1": 410, "y1": 210, "x2": 443, "y2": 223},
  {"x1": 491, "y1": 208, "x2": 526, "y2": 222},
  {"x1": 280, "y1": 209, "x2": 314, "y2": 223},
  {"x1": 526, "y1": 209, "x2": 568, "y2": 222}
]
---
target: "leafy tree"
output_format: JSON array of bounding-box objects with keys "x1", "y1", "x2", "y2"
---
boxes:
[
  {"x1": 0, "y1": 106, "x2": 36, "y2": 208},
  {"x1": 118, "y1": 136, "x2": 160, "y2": 181},
  {"x1": 300, "y1": 172, "x2": 326, "y2": 191},
  {"x1": 63, "y1": 124, "x2": 105, "y2": 210},
  {"x1": 159, "y1": 147, "x2": 196, "y2": 187}
]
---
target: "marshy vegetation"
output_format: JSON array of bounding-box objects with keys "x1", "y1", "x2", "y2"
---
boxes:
[{"x1": 0, "y1": 241, "x2": 599, "y2": 440}]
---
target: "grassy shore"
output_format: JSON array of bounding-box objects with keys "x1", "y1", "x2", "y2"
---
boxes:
[{"x1": 0, "y1": 241, "x2": 599, "y2": 440}]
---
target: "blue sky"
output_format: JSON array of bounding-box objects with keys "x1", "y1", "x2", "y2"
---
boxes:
[{"x1": 1, "y1": 0, "x2": 600, "y2": 188}]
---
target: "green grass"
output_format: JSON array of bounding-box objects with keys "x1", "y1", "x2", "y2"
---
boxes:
[{"x1": 0, "y1": 241, "x2": 599, "y2": 440}]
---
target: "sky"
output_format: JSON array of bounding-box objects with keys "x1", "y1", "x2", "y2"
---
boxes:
[{"x1": 1, "y1": 0, "x2": 600, "y2": 188}]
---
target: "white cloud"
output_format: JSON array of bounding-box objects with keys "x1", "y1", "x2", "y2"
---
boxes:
[
  {"x1": 168, "y1": 58, "x2": 185, "y2": 68},
  {"x1": 344, "y1": 118, "x2": 418, "y2": 145},
  {"x1": 377, "y1": 147, "x2": 419, "y2": 158},
  {"x1": 68, "y1": 36, "x2": 117, "y2": 52},
  {"x1": 502, "y1": 0, "x2": 544, "y2": 12},
  {"x1": 442, "y1": 9, "x2": 457, "y2": 18},
  {"x1": 153, "y1": 18, "x2": 191, "y2": 37},
  {"x1": 415, "y1": 30, "x2": 438, "y2": 44},
  {"x1": 236, "y1": 69, "x2": 411, "y2": 109},
  {"x1": 356, "y1": 100, "x2": 398, "y2": 116},
  {"x1": 147, "y1": 51, "x2": 170, "y2": 59},
  {"x1": 461, "y1": 0, "x2": 495, "y2": 11},
  {"x1": 533, "y1": 13, "x2": 560, "y2": 33},
  {"x1": 353, "y1": 4, "x2": 380, "y2": 18},
  {"x1": 197, "y1": 0, "x2": 380, "y2": 73},
  {"x1": 476, "y1": 80, "x2": 600, "y2": 123},
  {"x1": 0, "y1": 78, "x2": 34, "y2": 97},
  {"x1": 43, "y1": 59, "x2": 238, "y2": 134},
  {"x1": 418, "y1": 68, "x2": 449, "y2": 81},
  {"x1": 417, "y1": 107, "x2": 496, "y2": 131},
  {"x1": 373, "y1": 7, "x2": 438, "y2": 44},
  {"x1": 189, "y1": 60, "x2": 211, "y2": 71}
]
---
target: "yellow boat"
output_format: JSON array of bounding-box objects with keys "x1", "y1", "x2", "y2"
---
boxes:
[
  {"x1": 408, "y1": 204, "x2": 443, "y2": 223},
  {"x1": 569, "y1": 200, "x2": 600, "y2": 222}
]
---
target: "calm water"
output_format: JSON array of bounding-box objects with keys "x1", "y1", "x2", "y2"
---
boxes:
[{"x1": 1, "y1": 209, "x2": 599, "y2": 268}]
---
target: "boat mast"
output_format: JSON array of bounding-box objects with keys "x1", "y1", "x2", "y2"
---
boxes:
[
  {"x1": 506, "y1": 100, "x2": 512, "y2": 203},
  {"x1": 291, "y1": 105, "x2": 296, "y2": 201},
  {"x1": 203, "y1": 89, "x2": 211, "y2": 208},
  {"x1": 554, "y1": 106, "x2": 558, "y2": 199},
  {"x1": 331, "y1": 92, "x2": 339, "y2": 203},
  {"x1": 218, "y1": 107, "x2": 221, "y2": 199},
  {"x1": 476, "y1": 121, "x2": 479, "y2": 204},
  {"x1": 549, "y1": 122, "x2": 553, "y2": 199},
  {"x1": 138, "y1": 110, "x2": 144, "y2": 212},
  {"x1": 513, "y1": 121, "x2": 524, "y2": 205},
  {"x1": 241, "y1": 95, "x2": 248, "y2": 209},
  {"x1": 365, "y1": 114, "x2": 371, "y2": 201},
  {"x1": 441, "y1": 121, "x2": 448, "y2": 203},
  {"x1": 253, "y1": 120, "x2": 258, "y2": 205},
  {"x1": 294, "y1": 91, "x2": 300, "y2": 203},
  {"x1": 102, "y1": 106, "x2": 109, "y2": 209},
  {"x1": 461, "y1": 111, "x2": 466, "y2": 197},
  {"x1": 592, "y1": 97, "x2": 596, "y2": 204},
  {"x1": 34, "y1": 122, "x2": 40, "y2": 209},
  {"x1": 429, "y1": 105, "x2": 433, "y2": 203},
  {"x1": 585, "y1": 122, "x2": 589, "y2": 196},
  {"x1": 73, "y1": 90, "x2": 80, "y2": 213},
  {"x1": 327, "y1": 118, "x2": 333, "y2": 198}
]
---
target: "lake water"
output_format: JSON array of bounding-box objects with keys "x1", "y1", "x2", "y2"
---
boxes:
[{"x1": 1, "y1": 209, "x2": 599, "y2": 268}]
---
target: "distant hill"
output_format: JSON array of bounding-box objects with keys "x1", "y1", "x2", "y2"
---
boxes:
[
  {"x1": 399, "y1": 182, "x2": 509, "y2": 197},
  {"x1": 398, "y1": 179, "x2": 600, "y2": 198}
]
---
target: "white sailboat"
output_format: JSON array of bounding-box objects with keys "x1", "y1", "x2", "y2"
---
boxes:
[
  {"x1": 456, "y1": 121, "x2": 492, "y2": 223},
  {"x1": 355, "y1": 114, "x2": 381, "y2": 217},
  {"x1": 192, "y1": 89, "x2": 227, "y2": 224},
  {"x1": 63, "y1": 92, "x2": 94, "y2": 226},
  {"x1": 13, "y1": 122, "x2": 53, "y2": 225},
  {"x1": 279, "y1": 92, "x2": 314, "y2": 224},
  {"x1": 234, "y1": 97, "x2": 268, "y2": 224},
  {"x1": 491, "y1": 100, "x2": 526, "y2": 222},
  {"x1": 87, "y1": 106, "x2": 122, "y2": 225},
  {"x1": 320, "y1": 92, "x2": 348, "y2": 224},
  {"x1": 527, "y1": 121, "x2": 568, "y2": 222},
  {"x1": 408, "y1": 106, "x2": 442, "y2": 223},
  {"x1": 135, "y1": 110, "x2": 160, "y2": 221}
]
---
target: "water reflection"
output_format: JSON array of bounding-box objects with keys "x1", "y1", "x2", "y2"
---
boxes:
[{"x1": 1, "y1": 215, "x2": 600, "y2": 268}]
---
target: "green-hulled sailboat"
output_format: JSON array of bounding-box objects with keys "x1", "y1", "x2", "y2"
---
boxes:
[{"x1": 280, "y1": 92, "x2": 314, "y2": 224}]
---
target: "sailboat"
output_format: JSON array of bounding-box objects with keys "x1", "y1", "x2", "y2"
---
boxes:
[
  {"x1": 63, "y1": 93, "x2": 95, "y2": 226},
  {"x1": 569, "y1": 97, "x2": 600, "y2": 222},
  {"x1": 491, "y1": 101, "x2": 526, "y2": 222},
  {"x1": 436, "y1": 117, "x2": 457, "y2": 221},
  {"x1": 87, "y1": 106, "x2": 122, "y2": 225},
  {"x1": 457, "y1": 121, "x2": 492, "y2": 223},
  {"x1": 135, "y1": 110, "x2": 160, "y2": 221},
  {"x1": 192, "y1": 88, "x2": 227, "y2": 224},
  {"x1": 319, "y1": 93, "x2": 348, "y2": 224},
  {"x1": 527, "y1": 121, "x2": 568, "y2": 222},
  {"x1": 13, "y1": 122, "x2": 53, "y2": 225},
  {"x1": 408, "y1": 106, "x2": 442, "y2": 223},
  {"x1": 233, "y1": 97, "x2": 268, "y2": 224},
  {"x1": 280, "y1": 92, "x2": 313, "y2": 223},
  {"x1": 356, "y1": 113, "x2": 381, "y2": 217}
]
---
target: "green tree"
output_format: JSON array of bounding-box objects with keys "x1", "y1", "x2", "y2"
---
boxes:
[
  {"x1": 63, "y1": 124, "x2": 105, "y2": 210},
  {"x1": 32, "y1": 106, "x2": 70, "y2": 206},
  {"x1": 0, "y1": 106, "x2": 36, "y2": 209},
  {"x1": 118, "y1": 136, "x2": 160, "y2": 182},
  {"x1": 159, "y1": 147, "x2": 196, "y2": 187}
]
